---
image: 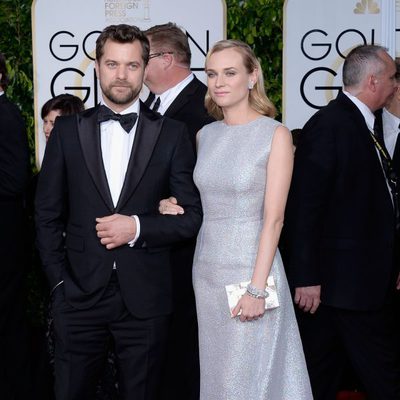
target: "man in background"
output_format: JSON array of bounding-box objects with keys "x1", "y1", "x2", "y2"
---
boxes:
[
  {"x1": 381, "y1": 58, "x2": 400, "y2": 174},
  {"x1": 285, "y1": 45, "x2": 400, "y2": 400},
  {"x1": 144, "y1": 22, "x2": 213, "y2": 400},
  {"x1": 0, "y1": 51, "x2": 31, "y2": 399}
]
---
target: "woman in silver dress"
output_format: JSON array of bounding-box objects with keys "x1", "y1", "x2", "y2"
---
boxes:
[{"x1": 160, "y1": 39, "x2": 312, "y2": 399}]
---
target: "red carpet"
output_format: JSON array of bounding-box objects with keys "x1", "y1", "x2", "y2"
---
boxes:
[{"x1": 337, "y1": 391, "x2": 366, "y2": 400}]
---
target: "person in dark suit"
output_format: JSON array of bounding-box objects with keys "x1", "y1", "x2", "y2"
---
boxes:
[
  {"x1": 144, "y1": 22, "x2": 213, "y2": 149},
  {"x1": 35, "y1": 24, "x2": 202, "y2": 400},
  {"x1": 0, "y1": 51, "x2": 31, "y2": 399},
  {"x1": 285, "y1": 45, "x2": 400, "y2": 400},
  {"x1": 143, "y1": 22, "x2": 213, "y2": 400}
]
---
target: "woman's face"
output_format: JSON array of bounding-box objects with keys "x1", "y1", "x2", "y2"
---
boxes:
[
  {"x1": 206, "y1": 48, "x2": 256, "y2": 111},
  {"x1": 43, "y1": 109, "x2": 61, "y2": 141}
]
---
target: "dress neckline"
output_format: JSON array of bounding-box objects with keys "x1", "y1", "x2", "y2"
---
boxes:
[{"x1": 220, "y1": 115, "x2": 266, "y2": 128}]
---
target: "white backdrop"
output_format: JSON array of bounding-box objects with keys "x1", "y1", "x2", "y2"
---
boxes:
[
  {"x1": 283, "y1": 0, "x2": 399, "y2": 130},
  {"x1": 32, "y1": 0, "x2": 226, "y2": 166}
]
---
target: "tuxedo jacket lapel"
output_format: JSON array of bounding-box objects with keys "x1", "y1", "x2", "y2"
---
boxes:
[
  {"x1": 77, "y1": 107, "x2": 114, "y2": 212},
  {"x1": 144, "y1": 92, "x2": 155, "y2": 107},
  {"x1": 116, "y1": 103, "x2": 163, "y2": 211},
  {"x1": 164, "y1": 77, "x2": 199, "y2": 117}
]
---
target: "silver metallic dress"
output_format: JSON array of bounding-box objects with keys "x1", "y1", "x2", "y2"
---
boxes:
[{"x1": 193, "y1": 117, "x2": 313, "y2": 399}]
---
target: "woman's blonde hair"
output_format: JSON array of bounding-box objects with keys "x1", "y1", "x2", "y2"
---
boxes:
[{"x1": 204, "y1": 39, "x2": 276, "y2": 120}]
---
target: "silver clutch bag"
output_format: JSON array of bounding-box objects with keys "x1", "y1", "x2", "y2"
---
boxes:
[{"x1": 225, "y1": 276, "x2": 279, "y2": 316}]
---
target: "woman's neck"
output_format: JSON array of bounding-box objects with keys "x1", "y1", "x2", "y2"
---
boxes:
[{"x1": 223, "y1": 105, "x2": 261, "y2": 126}]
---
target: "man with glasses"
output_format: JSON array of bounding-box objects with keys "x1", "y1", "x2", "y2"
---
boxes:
[
  {"x1": 144, "y1": 22, "x2": 213, "y2": 400},
  {"x1": 144, "y1": 22, "x2": 213, "y2": 150}
]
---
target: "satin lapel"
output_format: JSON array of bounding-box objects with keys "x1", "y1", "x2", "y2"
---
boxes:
[
  {"x1": 116, "y1": 104, "x2": 163, "y2": 211},
  {"x1": 144, "y1": 92, "x2": 155, "y2": 107},
  {"x1": 77, "y1": 108, "x2": 114, "y2": 211},
  {"x1": 164, "y1": 78, "x2": 198, "y2": 117}
]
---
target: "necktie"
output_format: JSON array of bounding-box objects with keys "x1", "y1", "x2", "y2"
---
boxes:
[
  {"x1": 152, "y1": 97, "x2": 161, "y2": 113},
  {"x1": 97, "y1": 105, "x2": 137, "y2": 133}
]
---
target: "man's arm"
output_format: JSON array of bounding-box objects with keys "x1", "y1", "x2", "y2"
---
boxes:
[
  {"x1": 285, "y1": 113, "x2": 336, "y2": 312},
  {"x1": 35, "y1": 124, "x2": 67, "y2": 289},
  {"x1": 96, "y1": 123, "x2": 202, "y2": 249}
]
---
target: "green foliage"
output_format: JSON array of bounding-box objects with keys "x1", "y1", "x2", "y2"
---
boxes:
[
  {"x1": 226, "y1": 0, "x2": 284, "y2": 119},
  {"x1": 0, "y1": 0, "x2": 35, "y2": 170}
]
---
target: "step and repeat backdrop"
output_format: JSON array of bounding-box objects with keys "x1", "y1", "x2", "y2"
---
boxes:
[
  {"x1": 283, "y1": 0, "x2": 399, "y2": 129},
  {"x1": 32, "y1": 0, "x2": 226, "y2": 166}
]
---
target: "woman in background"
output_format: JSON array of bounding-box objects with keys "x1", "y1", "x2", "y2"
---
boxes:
[
  {"x1": 160, "y1": 39, "x2": 312, "y2": 399},
  {"x1": 41, "y1": 94, "x2": 84, "y2": 141}
]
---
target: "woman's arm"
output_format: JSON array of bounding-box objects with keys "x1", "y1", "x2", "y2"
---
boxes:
[{"x1": 232, "y1": 125, "x2": 294, "y2": 321}]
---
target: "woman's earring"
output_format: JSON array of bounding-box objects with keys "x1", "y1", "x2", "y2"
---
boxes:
[{"x1": 248, "y1": 81, "x2": 254, "y2": 90}]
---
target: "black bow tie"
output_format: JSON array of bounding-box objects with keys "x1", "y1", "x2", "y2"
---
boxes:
[{"x1": 97, "y1": 105, "x2": 138, "y2": 133}]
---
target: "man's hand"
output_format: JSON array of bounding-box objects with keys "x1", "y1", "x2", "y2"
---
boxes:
[
  {"x1": 95, "y1": 214, "x2": 136, "y2": 250},
  {"x1": 396, "y1": 272, "x2": 400, "y2": 290},
  {"x1": 159, "y1": 196, "x2": 184, "y2": 215},
  {"x1": 294, "y1": 285, "x2": 321, "y2": 314}
]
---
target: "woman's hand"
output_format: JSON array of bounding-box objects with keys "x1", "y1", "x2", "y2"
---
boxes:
[
  {"x1": 231, "y1": 293, "x2": 265, "y2": 322},
  {"x1": 158, "y1": 196, "x2": 185, "y2": 215}
]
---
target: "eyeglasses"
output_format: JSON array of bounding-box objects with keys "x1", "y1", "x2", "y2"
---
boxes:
[{"x1": 148, "y1": 51, "x2": 174, "y2": 60}]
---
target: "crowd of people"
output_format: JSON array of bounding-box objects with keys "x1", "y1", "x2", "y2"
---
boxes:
[{"x1": 1, "y1": 21, "x2": 400, "y2": 400}]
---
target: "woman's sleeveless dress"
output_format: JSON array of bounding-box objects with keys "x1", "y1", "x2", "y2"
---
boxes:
[{"x1": 193, "y1": 117, "x2": 313, "y2": 399}]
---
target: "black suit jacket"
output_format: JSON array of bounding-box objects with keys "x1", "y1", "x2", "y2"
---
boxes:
[
  {"x1": 147, "y1": 76, "x2": 213, "y2": 149},
  {"x1": 0, "y1": 94, "x2": 30, "y2": 275},
  {"x1": 285, "y1": 91, "x2": 397, "y2": 311},
  {"x1": 35, "y1": 102, "x2": 202, "y2": 318}
]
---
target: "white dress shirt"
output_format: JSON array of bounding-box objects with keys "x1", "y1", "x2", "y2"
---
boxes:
[
  {"x1": 382, "y1": 107, "x2": 400, "y2": 158},
  {"x1": 343, "y1": 90, "x2": 375, "y2": 132},
  {"x1": 150, "y1": 73, "x2": 194, "y2": 115},
  {"x1": 99, "y1": 99, "x2": 140, "y2": 245}
]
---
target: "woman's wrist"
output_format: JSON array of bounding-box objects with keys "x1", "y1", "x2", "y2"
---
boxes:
[{"x1": 246, "y1": 283, "x2": 268, "y2": 299}]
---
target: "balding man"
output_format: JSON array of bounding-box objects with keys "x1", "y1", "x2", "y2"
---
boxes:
[{"x1": 285, "y1": 45, "x2": 400, "y2": 400}]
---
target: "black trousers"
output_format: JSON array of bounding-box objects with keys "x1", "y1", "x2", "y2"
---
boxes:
[
  {"x1": 0, "y1": 268, "x2": 30, "y2": 400},
  {"x1": 296, "y1": 303, "x2": 400, "y2": 400},
  {"x1": 160, "y1": 240, "x2": 200, "y2": 400},
  {"x1": 52, "y1": 272, "x2": 169, "y2": 400}
]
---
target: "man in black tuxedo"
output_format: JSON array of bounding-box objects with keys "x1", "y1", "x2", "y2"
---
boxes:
[
  {"x1": 285, "y1": 45, "x2": 400, "y2": 400},
  {"x1": 0, "y1": 52, "x2": 31, "y2": 399},
  {"x1": 143, "y1": 23, "x2": 213, "y2": 400},
  {"x1": 35, "y1": 25, "x2": 202, "y2": 400}
]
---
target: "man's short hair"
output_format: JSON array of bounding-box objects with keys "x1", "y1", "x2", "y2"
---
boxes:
[
  {"x1": 96, "y1": 24, "x2": 150, "y2": 65},
  {"x1": 343, "y1": 44, "x2": 388, "y2": 88},
  {"x1": 144, "y1": 22, "x2": 191, "y2": 66},
  {"x1": 0, "y1": 52, "x2": 10, "y2": 90}
]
